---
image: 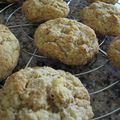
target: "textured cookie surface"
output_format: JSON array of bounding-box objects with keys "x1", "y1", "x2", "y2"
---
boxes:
[
  {"x1": 80, "y1": 1, "x2": 120, "y2": 36},
  {"x1": 0, "y1": 24, "x2": 20, "y2": 80},
  {"x1": 108, "y1": 37, "x2": 120, "y2": 69},
  {"x1": 88, "y1": 0, "x2": 117, "y2": 4},
  {"x1": 35, "y1": 18, "x2": 99, "y2": 65},
  {"x1": 22, "y1": 0, "x2": 69, "y2": 23},
  {"x1": 0, "y1": 67, "x2": 94, "y2": 120}
]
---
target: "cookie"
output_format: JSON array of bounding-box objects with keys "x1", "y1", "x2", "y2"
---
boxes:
[
  {"x1": 80, "y1": 1, "x2": 120, "y2": 36},
  {"x1": 108, "y1": 37, "x2": 120, "y2": 69},
  {"x1": 88, "y1": 0, "x2": 117, "y2": 4},
  {"x1": 34, "y1": 18, "x2": 99, "y2": 65},
  {"x1": 22, "y1": 0, "x2": 69, "y2": 23},
  {"x1": 0, "y1": 67, "x2": 94, "y2": 120},
  {"x1": 0, "y1": 24, "x2": 20, "y2": 80}
]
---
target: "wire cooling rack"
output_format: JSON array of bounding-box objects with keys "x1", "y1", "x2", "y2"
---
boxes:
[{"x1": 0, "y1": 0, "x2": 120, "y2": 119}]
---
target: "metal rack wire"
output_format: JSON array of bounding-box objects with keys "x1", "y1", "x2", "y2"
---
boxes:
[{"x1": 0, "y1": 0, "x2": 120, "y2": 119}]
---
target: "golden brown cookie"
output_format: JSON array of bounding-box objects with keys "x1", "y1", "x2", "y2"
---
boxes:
[
  {"x1": 80, "y1": 1, "x2": 120, "y2": 36},
  {"x1": 108, "y1": 37, "x2": 120, "y2": 69},
  {"x1": 34, "y1": 18, "x2": 99, "y2": 65},
  {"x1": 22, "y1": 0, "x2": 69, "y2": 23},
  {"x1": 88, "y1": 0, "x2": 117, "y2": 4},
  {"x1": 0, "y1": 24, "x2": 20, "y2": 80},
  {"x1": 0, "y1": 67, "x2": 94, "y2": 120}
]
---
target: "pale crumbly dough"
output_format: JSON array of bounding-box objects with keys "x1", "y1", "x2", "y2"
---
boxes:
[
  {"x1": 80, "y1": 1, "x2": 120, "y2": 36},
  {"x1": 108, "y1": 37, "x2": 120, "y2": 69},
  {"x1": 22, "y1": 0, "x2": 69, "y2": 23},
  {"x1": 88, "y1": 0, "x2": 117, "y2": 4},
  {"x1": 0, "y1": 67, "x2": 94, "y2": 120},
  {"x1": 34, "y1": 18, "x2": 99, "y2": 65},
  {"x1": 0, "y1": 24, "x2": 20, "y2": 80}
]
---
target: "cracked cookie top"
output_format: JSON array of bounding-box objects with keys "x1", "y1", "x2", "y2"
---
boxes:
[
  {"x1": 0, "y1": 24, "x2": 20, "y2": 80},
  {"x1": 34, "y1": 18, "x2": 99, "y2": 65},
  {"x1": 22, "y1": 0, "x2": 69, "y2": 23},
  {"x1": 0, "y1": 67, "x2": 94, "y2": 120},
  {"x1": 80, "y1": 1, "x2": 120, "y2": 36}
]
